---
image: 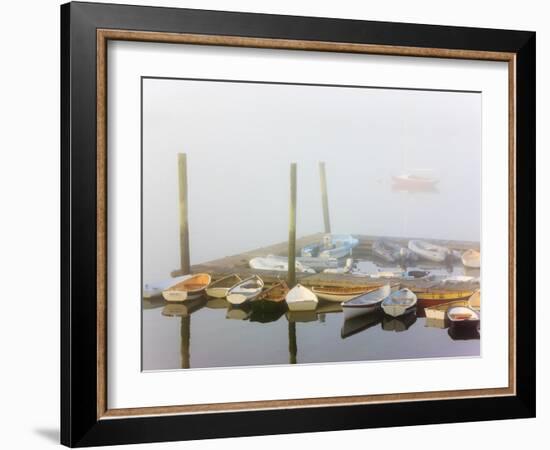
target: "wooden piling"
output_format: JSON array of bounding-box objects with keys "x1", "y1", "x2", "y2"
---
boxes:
[
  {"x1": 288, "y1": 163, "x2": 297, "y2": 287},
  {"x1": 319, "y1": 161, "x2": 331, "y2": 234},
  {"x1": 178, "y1": 153, "x2": 190, "y2": 275}
]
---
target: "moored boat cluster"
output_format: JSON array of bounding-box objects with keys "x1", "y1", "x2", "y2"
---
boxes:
[
  {"x1": 150, "y1": 272, "x2": 480, "y2": 331},
  {"x1": 144, "y1": 234, "x2": 481, "y2": 334},
  {"x1": 244, "y1": 235, "x2": 480, "y2": 276}
]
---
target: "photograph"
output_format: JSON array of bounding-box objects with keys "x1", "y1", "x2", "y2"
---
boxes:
[{"x1": 141, "y1": 77, "x2": 482, "y2": 370}]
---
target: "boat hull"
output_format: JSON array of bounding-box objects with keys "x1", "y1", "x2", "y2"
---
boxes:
[
  {"x1": 415, "y1": 291, "x2": 474, "y2": 308},
  {"x1": 447, "y1": 306, "x2": 480, "y2": 329},
  {"x1": 287, "y1": 300, "x2": 318, "y2": 312},
  {"x1": 342, "y1": 303, "x2": 381, "y2": 320}
]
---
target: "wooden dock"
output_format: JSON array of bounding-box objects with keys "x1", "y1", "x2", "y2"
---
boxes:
[{"x1": 171, "y1": 234, "x2": 480, "y2": 291}]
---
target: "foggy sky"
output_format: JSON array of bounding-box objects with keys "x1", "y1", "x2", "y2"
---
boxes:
[{"x1": 142, "y1": 78, "x2": 481, "y2": 282}]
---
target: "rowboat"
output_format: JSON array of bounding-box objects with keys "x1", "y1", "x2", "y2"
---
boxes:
[
  {"x1": 372, "y1": 239, "x2": 418, "y2": 263},
  {"x1": 226, "y1": 275, "x2": 264, "y2": 305},
  {"x1": 301, "y1": 234, "x2": 358, "y2": 259},
  {"x1": 143, "y1": 275, "x2": 191, "y2": 298},
  {"x1": 249, "y1": 256, "x2": 315, "y2": 273},
  {"x1": 462, "y1": 249, "x2": 480, "y2": 268},
  {"x1": 447, "y1": 306, "x2": 480, "y2": 328},
  {"x1": 408, "y1": 240, "x2": 450, "y2": 262},
  {"x1": 312, "y1": 285, "x2": 380, "y2": 302},
  {"x1": 341, "y1": 284, "x2": 396, "y2": 320},
  {"x1": 381, "y1": 288, "x2": 417, "y2": 317},
  {"x1": 413, "y1": 288, "x2": 475, "y2": 307},
  {"x1": 301, "y1": 242, "x2": 353, "y2": 259},
  {"x1": 251, "y1": 281, "x2": 289, "y2": 311},
  {"x1": 424, "y1": 300, "x2": 470, "y2": 320},
  {"x1": 467, "y1": 290, "x2": 480, "y2": 311},
  {"x1": 205, "y1": 274, "x2": 242, "y2": 298},
  {"x1": 341, "y1": 311, "x2": 383, "y2": 339},
  {"x1": 285, "y1": 284, "x2": 318, "y2": 311},
  {"x1": 381, "y1": 313, "x2": 417, "y2": 332},
  {"x1": 162, "y1": 273, "x2": 211, "y2": 302}
]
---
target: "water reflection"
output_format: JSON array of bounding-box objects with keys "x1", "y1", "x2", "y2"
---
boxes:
[
  {"x1": 341, "y1": 311, "x2": 383, "y2": 339},
  {"x1": 249, "y1": 308, "x2": 285, "y2": 324},
  {"x1": 143, "y1": 298, "x2": 481, "y2": 370},
  {"x1": 381, "y1": 312, "x2": 417, "y2": 332},
  {"x1": 226, "y1": 306, "x2": 251, "y2": 321},
  {"x1": 448, "y1": 327, "x2": 480, "y2": 341}
]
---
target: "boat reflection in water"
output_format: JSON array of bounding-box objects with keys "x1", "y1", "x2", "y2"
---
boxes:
[
  {"x1": 205, "y1": 298, "x2": 230, "y2": 310},
  {"x1": 448, "y1": 326, "x2": 480, "y2": 341},
  {"x1": 341, "y1": 311, "x2": 384, "y2": 339},
  {"x1": 381, "y1": 311, "x2": 417, "y2": 332},
  {"x1": 161, "y1": 297, "x2": 206, "y2": 317},
  {"x1": 226, "y1": 305, "x2": 252, "y2": 321},
  {"x1": 286, "y1": 310, "x2": 318, "y2": 323},
  {"x1": 249, "y1": 307, "x2": 285, "y2": 324},
  {"x1": 159, "y1": 297, "x2": 208, "y2": 369},
  {"x1": 424, "y1": 317, "x2": 447, "y2": 329}
]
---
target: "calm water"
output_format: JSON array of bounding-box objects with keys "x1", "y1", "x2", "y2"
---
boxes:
[{"x1": 142, "y1": 260, "x2": 480, "y2": 371}]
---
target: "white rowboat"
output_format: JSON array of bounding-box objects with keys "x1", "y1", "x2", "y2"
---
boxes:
[
  {"x1": 424, "y1": 300, "x2": 469, "y2": 320},
  {"x1": 447, "y1": 306, "x2": 480, "y2": 328},
  {"x1": 205, "y1": 274, "x2": 242, "y2": 298},
  {"x1": 408, "y1": 240, "x2": 450, "y2": 262},
  {"x1": 226, "y1": 275, "x2": 264, "y2": 306},
  {"x1": 381, "y1": 288, "x2": 417, "y2": 317},
  {"x1": 286, "y1": 284, "x2": 318, "y2": 311},
  {"x1": 341, "y1": 284, "x2": 395, "y2": 320}
]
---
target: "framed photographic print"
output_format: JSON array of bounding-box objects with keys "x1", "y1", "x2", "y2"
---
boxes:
[{"x1": 61, "y1": 1, "x2": 536, "y2": 447}]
